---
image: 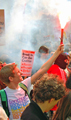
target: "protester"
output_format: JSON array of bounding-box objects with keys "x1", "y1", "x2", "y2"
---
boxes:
[
  {"x1": 52, "y1": 91, "x2": 71, "y2": 120},
  {"x1": 0, "y1": 44, "x2": 64, "y2": 120},
  {"x1": 32, "y1": 45, "x2": 49, "y2": 75},
  {"x1": 38, "y1": 45, "x2": 49, "y2": 59},
  {"x1": 47, "y1": 52, "x2": 68, "y2": 84},
  {"x1": 21, "y1": 73, "x2": 65, "y2": 120}
]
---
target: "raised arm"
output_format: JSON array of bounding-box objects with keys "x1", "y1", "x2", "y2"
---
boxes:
[{"x1": 31, "y1": 44, "x2": 64, "y2": 84}]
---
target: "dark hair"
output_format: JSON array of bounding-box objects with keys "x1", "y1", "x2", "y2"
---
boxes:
[
  {"x1": 66, "y1": 73, "x2": 71, "y2": 89},
  {"x1": 52, "y1": 91, "x2": 71, "y2": 120},
  {"x1": 33, "y1": 73, "x2": 65, "y2": 103},
  {"x1": 0, "y1": 63, "x2": 17, "y2": 84},
  {"x1": 38, "y1": 45, "x2": 49, "y2": 53}
]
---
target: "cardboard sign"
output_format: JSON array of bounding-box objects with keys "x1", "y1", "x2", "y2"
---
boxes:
[{"x1": 20, "y1": 50, "x2": 35, "y2": 76}]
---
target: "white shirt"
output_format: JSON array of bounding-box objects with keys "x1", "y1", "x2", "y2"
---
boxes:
[{"x1": 0, "y1": 77, "x2": 31, "y2": 120}]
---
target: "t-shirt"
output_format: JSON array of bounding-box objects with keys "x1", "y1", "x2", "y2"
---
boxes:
[
  {"x1": 47, "y1": 64, "x2": 67, "y2": 83},
  {"x1": 0, "y1": 77, "x2": 31, "y2": 120}
]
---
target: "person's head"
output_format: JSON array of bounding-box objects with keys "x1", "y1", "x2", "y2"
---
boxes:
[
  {"x1": 38, "y1": 45, "x2": 49, "y2": 54},
  {"x1": 52, "y1": 91, "x2": 71, "y2": 120},
  {"x1": 54, "y1": 53, "x2": 68, "y2": 69},
  {"x1": 33, "y1": 73, "x2": 65, "y2": 110},
  {"x1": 38, "y1": 45, "x2": 49, "y2": 59},
  {"x1": 0, "y1": 63, "x2": 23, "y2": 85}
]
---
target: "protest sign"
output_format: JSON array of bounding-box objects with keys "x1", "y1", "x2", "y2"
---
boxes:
[{"x1": 20, "y1": 50, "x2": 35, "y2": 77}]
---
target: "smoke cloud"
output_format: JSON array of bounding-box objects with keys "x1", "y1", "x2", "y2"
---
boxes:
[{"x1": 0, "y1": 0, "x2": 71, "y2": 74}]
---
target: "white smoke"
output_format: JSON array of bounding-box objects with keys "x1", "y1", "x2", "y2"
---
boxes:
[{"x1": 0, "y1": 0, "x2": 71, "y2": 73}]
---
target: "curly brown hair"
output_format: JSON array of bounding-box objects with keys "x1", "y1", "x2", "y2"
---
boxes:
[
  {"x1": 0, "y1": 63, "x2": 17, "y2": 84},
  {"x1": 33, "y1": 73, "x2": 66, "y2": 103}
]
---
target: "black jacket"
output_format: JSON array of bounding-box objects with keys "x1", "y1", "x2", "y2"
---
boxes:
[{"x1": 21, "y1": 100, "x2": 48, "y2": 120}]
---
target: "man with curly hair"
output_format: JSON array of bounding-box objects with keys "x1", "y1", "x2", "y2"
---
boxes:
[{"x1": 21, "y1": 73, "x2": 66, "y2": 120}]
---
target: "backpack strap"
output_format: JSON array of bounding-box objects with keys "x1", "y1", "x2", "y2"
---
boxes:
[
  {"x1": 19, "y1": 83, "x2": 31, "y2": 101},
  {"x1": 0, "y1": 89, "x2": 10, "y2": 117}
]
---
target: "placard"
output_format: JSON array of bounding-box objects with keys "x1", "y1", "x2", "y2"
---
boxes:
[{"x1": 20, "y1": 50, "x2": 35, "y2": 76}]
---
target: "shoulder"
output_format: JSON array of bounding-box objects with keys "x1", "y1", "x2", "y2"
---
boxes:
[
  {"x1": 21, "y1": 108, "x2": 40, "y2": 120},
  {"x1": 22, "y1": 77, "x2": 31, "y2": 86},
  {"x1": 47, "y1": 64, "x2": 60, "y2": 73}
]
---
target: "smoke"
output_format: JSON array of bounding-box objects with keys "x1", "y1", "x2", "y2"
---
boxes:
[{"x1": 0, "y1": 0, "x2": 71, "y2": 73}]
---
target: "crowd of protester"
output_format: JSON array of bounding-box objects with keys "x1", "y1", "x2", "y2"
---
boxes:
[{"x1": 0, "y1": 44, "x2": 71, "y2": 120}]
